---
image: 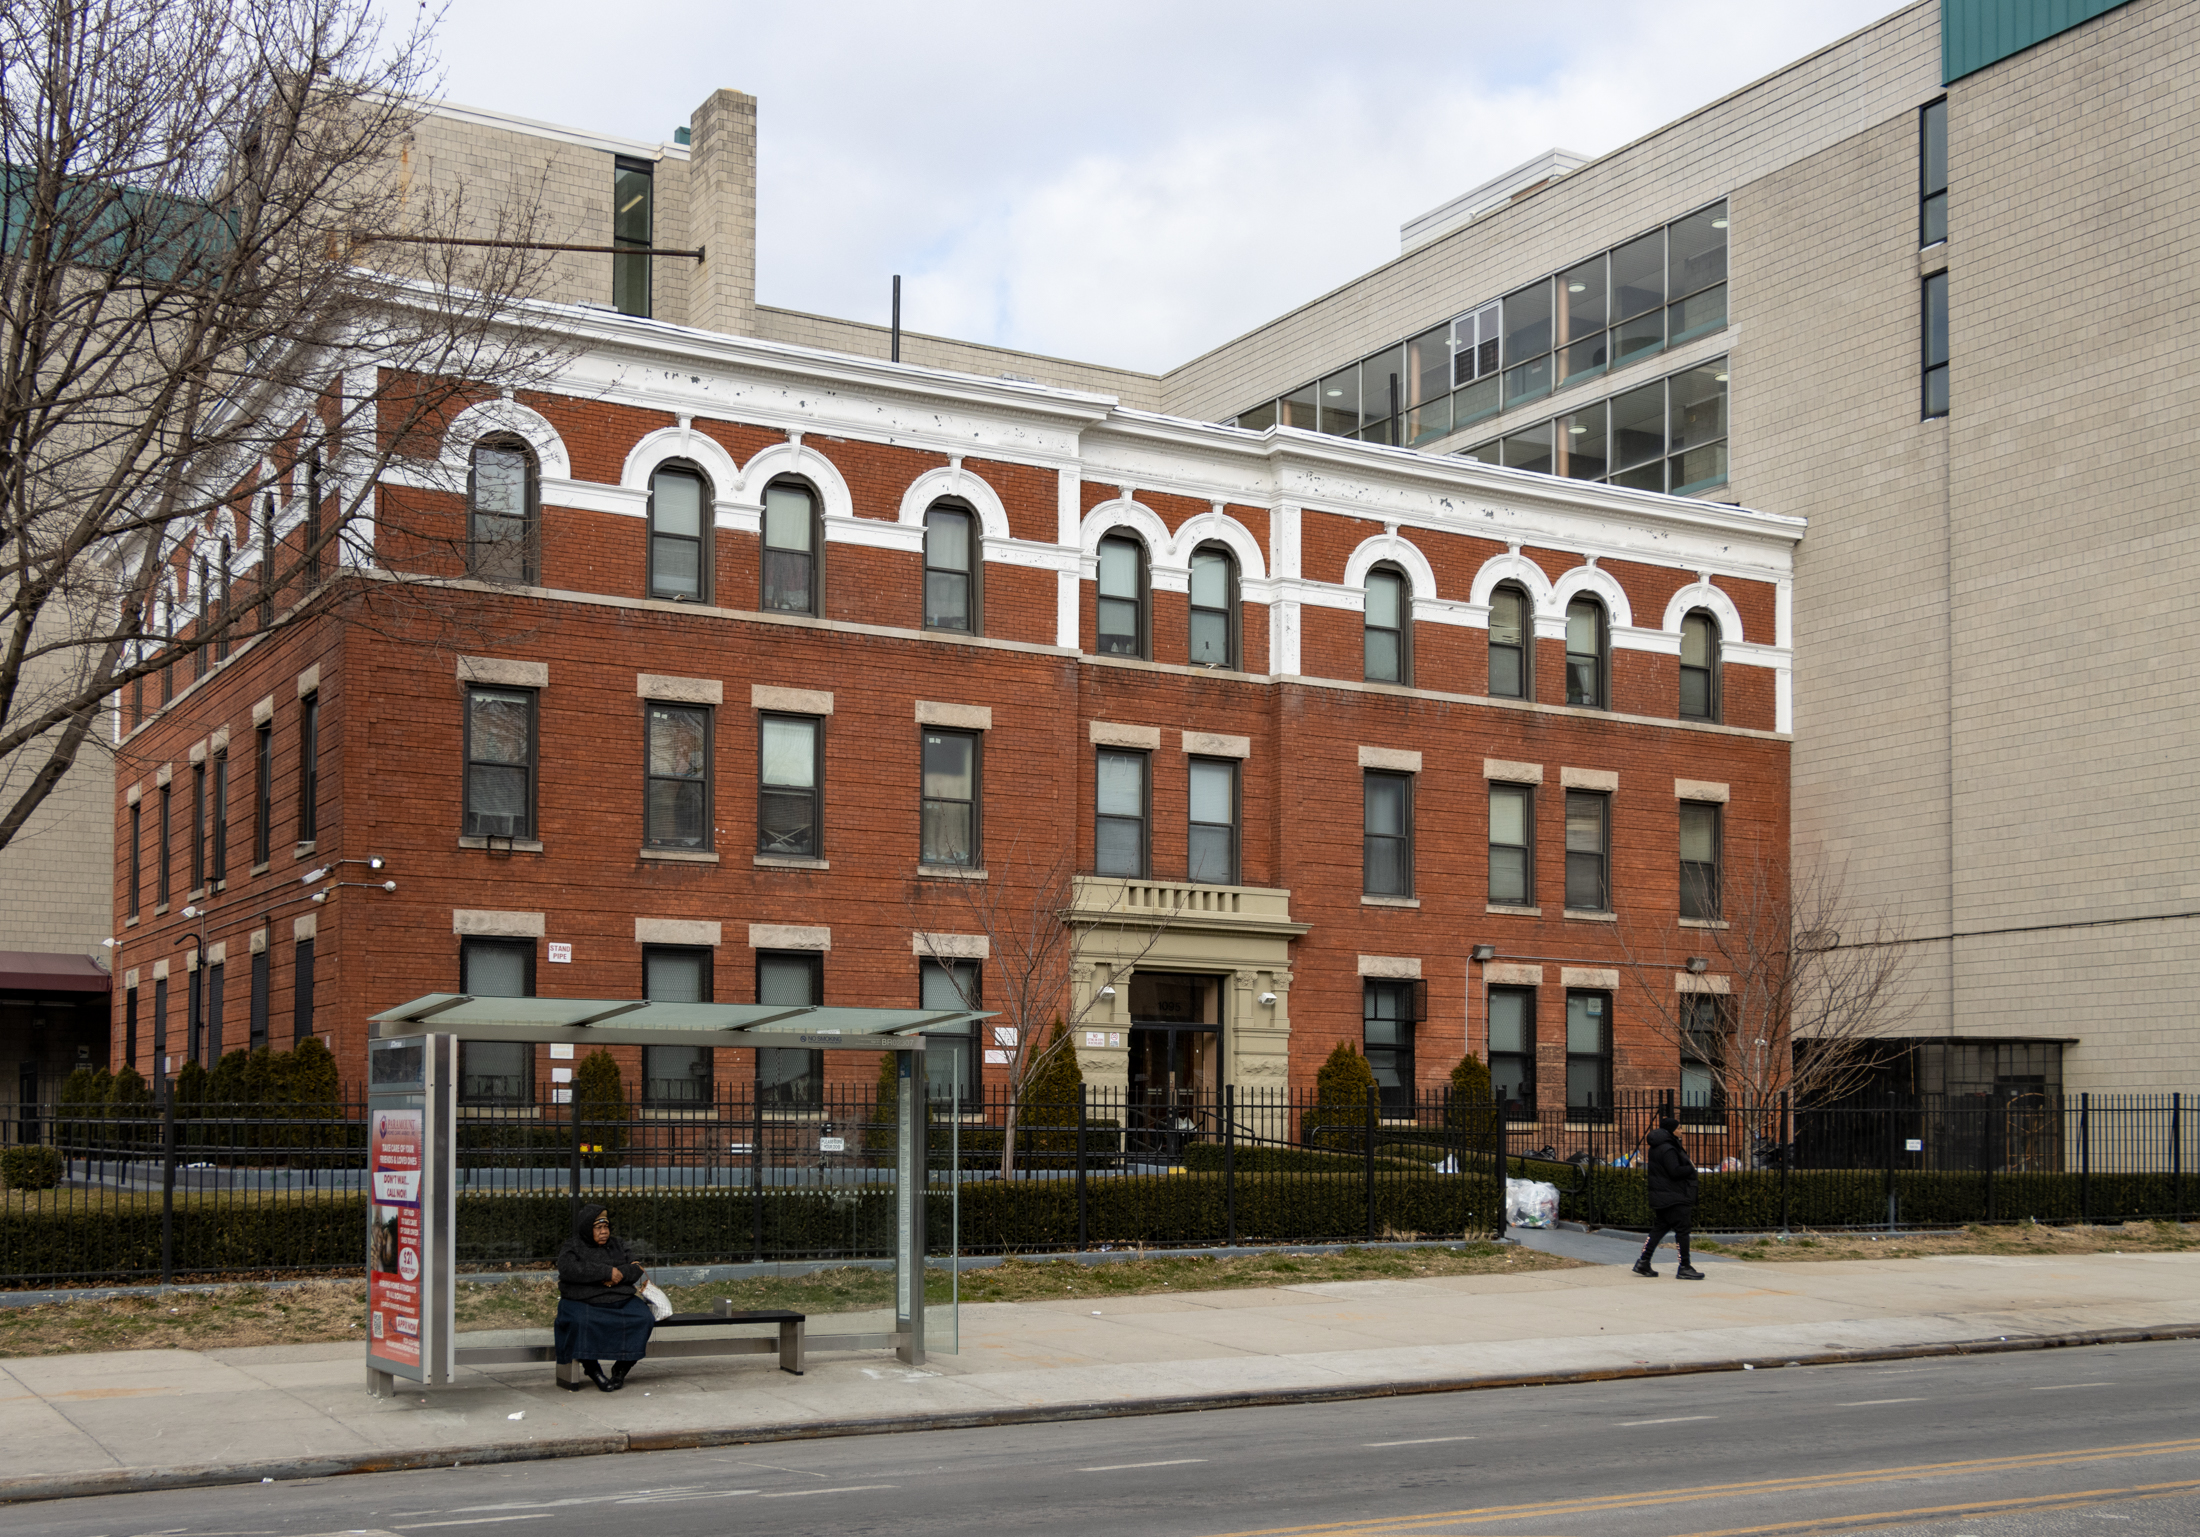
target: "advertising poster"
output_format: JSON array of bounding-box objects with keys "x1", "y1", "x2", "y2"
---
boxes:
[{"x1": 367, "y1": 1108, "x2": 425, "y2": 1371}]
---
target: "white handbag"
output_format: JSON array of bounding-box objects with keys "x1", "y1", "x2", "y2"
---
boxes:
[{"x1": 640, "y1": 1281, "x2": 673, "y2": 1321}]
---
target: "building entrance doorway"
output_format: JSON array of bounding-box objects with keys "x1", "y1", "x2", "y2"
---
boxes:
[{"x1": 1127, "y1": 974, "x2": 1221, "y2": 1159}]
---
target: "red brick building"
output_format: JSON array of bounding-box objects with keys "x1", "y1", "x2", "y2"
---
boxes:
[{"x1": 108, "y1": 311, "x2": 1797, "y2": 1125}]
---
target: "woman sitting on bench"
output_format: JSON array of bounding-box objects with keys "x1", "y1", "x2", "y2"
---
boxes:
[{"x1": 554, "y1": 1203, "x2": 655, "y2": 1392}]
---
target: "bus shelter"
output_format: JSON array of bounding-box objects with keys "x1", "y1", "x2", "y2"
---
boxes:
[{"x1": 363, "y1": 993, "x2": 985, "y2": 1396}]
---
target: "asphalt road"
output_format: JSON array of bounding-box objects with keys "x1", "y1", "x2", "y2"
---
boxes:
[{"x1": 13, "y1": 1339, "x2": 2200, "y2": 1537}]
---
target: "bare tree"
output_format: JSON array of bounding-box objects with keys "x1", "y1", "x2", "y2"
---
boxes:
[
  {"x1": 914, "y1": 850, "x2": 1184, "y2": 1176},
  {"x1": 0, "y1": 0, "x2": 570, "y2": 854},
  {"x1": 1617, "y1": 852, "x2": 1918, "y2": 1124}
]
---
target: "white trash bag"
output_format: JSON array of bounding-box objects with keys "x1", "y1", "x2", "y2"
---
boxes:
[
  {"x1": 641, "y1": 1280, "x2": 674, "y2": 1321},
  {"x1": 1504, "y1": 1177, "x2": 1560, "y2": 1229}
]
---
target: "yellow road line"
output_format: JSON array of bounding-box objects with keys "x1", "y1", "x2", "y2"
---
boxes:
[{"x1": 1201, "y1": 1437, "x2": 2200, "y2": 1537}]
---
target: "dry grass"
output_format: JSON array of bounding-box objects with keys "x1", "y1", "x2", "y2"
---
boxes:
[
  {"x1": 0, "y1": 1243, "x2": 1576, "y2": 1358},
  {"x1": 1699, "y1": 1219, "x2": 2200, "y2": 1263}
]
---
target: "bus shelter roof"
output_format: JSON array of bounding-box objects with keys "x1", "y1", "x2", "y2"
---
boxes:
[{"x1": 368, "y1": 993, "x2": 991, "y2": 1050}]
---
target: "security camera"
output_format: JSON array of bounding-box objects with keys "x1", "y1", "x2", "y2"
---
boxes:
[{"x1": 1258, "y1": 991, "x2": 1278, "y2": 1006}]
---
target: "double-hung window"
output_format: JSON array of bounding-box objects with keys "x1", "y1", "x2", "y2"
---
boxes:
[
  {"x1": 190, "y1": 763, "x2": 206, "y2": 892},
  {"x1": 298, "y1": 691, "x2": 320, "y2": 842},
  {"x1": 253, "y1": 722, "x2": 273, "y2": 865},
  {"x1": 642, "y1": 947, "x2": 713, "y2": 1107},
  {"x1": 1095, "y1": 535, "x2": 1146, "y2": 657},
  {"x1": 1487, "y1": 987, "x2": 1535, "y2": 1114},
  {"x1": 209, "y1": 751, "x2": 228, "y2": 885},
  {"x1": 127, "y1": 802, "x2": 142, "y2": 919},
  {"x1": 1363, "y1": 771, "x2": 1412, "y2": 897},
  {"x1": 613, "y1": 156, "x2": 653, "y2": 318},
  {"x1": 758, "y1": 714, "x2": 822, "y2": 857},
  {"x1": 1488, "y1": 585, "x2": 1529, "y2": 698},
  {"x1": 1094, "y1": 750, "x2": 1148, "y2": 877},
  {"x1": 1363, "y1": 979, "x2": 1422, "y2": 1116},
  {"x1": 1679, "y1": 801, "x2": 1721, "y2": 921},
  {"x1": 756, "y1": 951, "x2": 823, "y2": 1111},
  {"x1": 1188, "y1": 546, "x2": 1235, "y2": 667},
  {"x1": 1364, "y1": 566, "x2": 1408, "y2": 683},
  {"x1": 1681, "y1": 993, "x2": 1727, "y2": 1122},
  {"x1": 761, "y1": 482, "x2": 819, "y2": 614},
  {"x1": 921, "y1": 958, "x2": 982, "y2": 1106},
  {"x1": 1564, "y1": 791, "x2": 1609, "y2": 912},
  {"x1": 468, "y1": 441, "x2": 538, "y2": 584},
  {"x1": 1489, "y1": 783, "x2": 1533, "y2": 906},
  {"x1": 458, "y1": 938, "x2": 533, "y2": 1104},
  {"x1": 1922, "y1": 270, "x2": 1950, "y2": 420},
  {"x1": 1680, "y1": 612, "x2": 1720, "y2": 721},
  {"x1": 1565, "y1": 597, "x2": 1607, "y2": 708},
  {"x1": 1919, "y1": 98, "x2": 1947, "y2": 248},
  {"x1": 924, "y1": 504, "x2": 976, "y2": 631},
  {"x1": 157, "y1": 783, "x2": 172, "y2": 907},
  {"x1": 1187, "y1": 757, "x2": 1238, "y2": 885},
  {"x1": 645, "y1": 703, "x2": 710, "y2": 849},
  {"x1": 464, "y1": 686, "x2": 535, "y2": 840},
  {"x1": 1565, "y1": 991, "x2": 1613, "y2": 1121},
  {"x1": 920, "y1": 728, "x2": 980, "y2": 868},
  {"x1": 647, "y1": 465, "x2": 707, "y2": 600}
]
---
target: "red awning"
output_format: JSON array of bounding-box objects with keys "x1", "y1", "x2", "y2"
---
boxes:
[{"x1": 0, "y1": 951, "x2": 112, "y2": 994}]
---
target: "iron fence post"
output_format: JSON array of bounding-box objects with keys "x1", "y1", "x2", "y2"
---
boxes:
[
  {"x1": 1982, "y1": 1095, "x2": 1995, "y2": 1224},
  {"x1": 1884, "y1": 1088, "x2": 1898, "y2": 1232},
  {"x1": 568, "y1": 1088, "x2": 583, "y2": 1204},
  {"x1": 1493, "y1": 1087, "x2": 1507, "y2": 1242},
  {"x1": 1364, "y1": 1095, "x2": 1377, "y2": 1243},
  {"x1": 159, "y1": 1083, "x2": 177, "y2": 1286},
  {"x1": 752, "y1": 1093, "x2": 765, "y2": 1263},
  {"x1": 1223, "y1": 1083, "x2": 1237, "y2": 1249},
  {"x1": 2174, "y1": 1092, "x2": 2183, "y2": 1223},
  {"x1": 2080, "y1": 1092, "x2": 2091, "y2": 1224},
  {"x1": 1779, "y1": 1091, "x2": 1791, "y2": 1236},
  {"x1": 1076, "y1": 1083, "x2": 1089, "y2": 1253}
]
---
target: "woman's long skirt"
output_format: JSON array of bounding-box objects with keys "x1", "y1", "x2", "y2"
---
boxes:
[{"x1": 554, "y1": 1295, "x2": 655, "y2": 1363}]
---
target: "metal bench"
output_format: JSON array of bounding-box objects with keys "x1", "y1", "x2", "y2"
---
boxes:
[{"x1": 454, "y1": 1300, "x2": 806, "y2": 1386}]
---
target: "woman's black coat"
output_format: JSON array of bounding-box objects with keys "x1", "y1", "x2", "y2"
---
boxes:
[
  {"x1": 1644, "y1": 1127, "x2": 1700, "y2": 1210},
  {"x1": 555, "y1": 1202, "x2": 644, "y2": 1306}
]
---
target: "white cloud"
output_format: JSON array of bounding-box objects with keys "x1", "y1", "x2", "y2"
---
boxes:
[{"x1": 421, "y1": 0, "x2": 1902, "y2": 371}]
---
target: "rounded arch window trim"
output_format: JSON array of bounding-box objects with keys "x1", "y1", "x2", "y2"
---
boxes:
[
  {"x1": 759, "y1": 474, "x2": 824, "y2": 617},
  {"x1": 1094, "y1": 530, "x2": 1150, "y2": 660},
  {"x1": 444, "y1": 398, "x2": 572, "y2": 482},
  {"x1": 467, "y1": 434, "x2": 542, "y2": 586},
  {"x1": 1679, "y1": 606, "x2": 1722, "y2": 722},
  {"x1": 922, "y1": 496, "x2": 983, "y2": 635},
  {"x1": 1487, "y1": 579, "x2": 1534, "y2": 700},
  {"x1": 1364, "y1": 560, "x2": 1413, "y2": 686},
  {"x1": 1187, "y1": 540, "x2": 1240, "y2": 669},
  {"x1": 1564, "y1": 593, "x2": 1610, "y2": 710}
]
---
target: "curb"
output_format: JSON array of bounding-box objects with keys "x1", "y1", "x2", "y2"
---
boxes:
[{"x1": 6, "y1": 1322, "x2": 2198, "y2": 1504}]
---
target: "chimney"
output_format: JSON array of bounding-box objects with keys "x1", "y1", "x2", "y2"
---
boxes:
[{"x1": 687, "y1": 89, "x2": 759, "y2": 339}]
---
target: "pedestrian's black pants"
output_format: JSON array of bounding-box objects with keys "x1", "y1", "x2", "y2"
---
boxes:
[{"x1": 1641, "y1": 1202, "x2": 1694, "y2": 1267}]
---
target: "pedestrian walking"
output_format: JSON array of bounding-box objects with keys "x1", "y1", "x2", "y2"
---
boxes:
[
  {"x1": 1634, "y1": 1113, "x2": 1705, "y2": 1280},
  {"x1": 554, "y1": 1202, "x2": 656, "y2": 1390}
]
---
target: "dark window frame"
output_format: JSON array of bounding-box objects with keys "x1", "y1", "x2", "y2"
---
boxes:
[
  {"x1": 253, "y1": 722, "x2": 273, "y2": 865},
  {"x1": 1094, "y1": 533, "x2": 1149, "y2": 659},
  {"x1": 646, "y1": 461, "x2": 711, "y2": 602},
  {"x1": 757, "y1": 711, "x2": 824, "y2": 858},
  {"x1": 292, "y1": 936, "x2": 316, "y2": 1046},
  {"x1": 1489, "y1": 781, "x2": 1534, "y2": 906},
  {"x1": 755, "y1": 950, "x2": 825, "y2": 1114},
  {"x1": 920, "y1": 726, "x2": 982, "y2": 869},
  {"x1": 157, "y1": 783, "x2": 172, "y2": 907},
  {"x1": 1186, "y1": 755, "x2": 1240, "y2": 886},
  {"x1": 128, "y1": 800, "x2": 142, "y2": 918},
  {"x1": 1564, "y1": 789, "x2": 1610, "y2": 913},
  {"x1": 1680, "y1": 609, "x2": 1721, "y2": 721},
  {"x1": 919, "y1": 957, "x2": 983, "y2": 1106},
  {"x1": 1679, "y1": 800, "x2": 1721, "y2": 922},
  {"x1": 1363, "y1": 978, "x2": 1426, "y2": 1116},
  {"x1": 1487, "y1": 582, "x2": 1531, "y2": 699},
  {"x1": 457, "y1": 937, "x2": 535, "y2": 1104},
  {"x1": 759, "y1": 477, "x2": 822, "y2": 616},
  {"x1": 462, "y1": 685, "x2": 537, "y2": 841},
  {"x1": 1919, "y1": 97, "x2": 1948, "y2": 248},
  {"x1": 298, "y1": 692, "x2": 320, "y2": 843},
  {"x1": 125, "y1": 985, "x2": 139, "y2": 1072},
  {"x1": 1363, "y1": 769, "x2": 1414, "y2": 898},
  {"x1": 641, "y1": 945, "x2": 715, "y2": 1107},
  {"x1": 1093, "y1": 747, "x2": 1151, "y2": 878},
  {"x1": 1565, "y1": 596, "x2": 1608, "y2": 709},
  {"x1": 612, "y1": 154, "x2": 654, "y2": 318},
  {"x1": 153, "y1": 976, "x2": 168, "y2": 1070},
  {"x1": 643, "y1": 700, "x2": 713, "y2": 850},
  {"x1": 1680, "y1": 992, "x2": 1729, "y2": 1124},
  {"x1": 250, "y1": 949, "x2": 269, "y2": 1051},
  {"x1": 190, "y1": 762, "x2": 206, "y2": 891},
  {"x1": 1364, "y1": 563, "x2": 1411, "y2": 684},
  {"x1": 205, "y1": 960, "x2": 224, "y2": 1065},
  {"x1": 1922, "y1": 270, "x2": 1950, "y2": 420},
  {"x1": 1565, "y1": 989, "x2": 1614, "y2": 1123},
  {"x1": 209, "y1": 750, "x2": 228, "y2": 885},
  {"x1": 922, "y1": 500, "x2": 981, "y2": 634},
  {"x1": 467, "y1": 438, "x2": 541, "y2": 585},
  {"x1": 1187, "y1": 542, "x2": 1238, "y2": 669},
  {"x1": 1487, "y1": 985, "x2": 1536, "y2": 1116}
]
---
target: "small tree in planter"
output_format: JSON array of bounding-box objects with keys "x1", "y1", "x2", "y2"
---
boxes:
[{"x1": 573, "y1": 1049, "x2": 629, "y2": 1161}]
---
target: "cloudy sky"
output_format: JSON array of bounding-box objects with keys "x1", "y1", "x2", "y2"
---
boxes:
[{"x1": 423, "y1": 1, "x2": 1900, "y2": 375}]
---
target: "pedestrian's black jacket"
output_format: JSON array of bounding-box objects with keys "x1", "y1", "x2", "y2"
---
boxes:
[
  {"x1": 1644, "y1": 1127, "x2": 1699, "y2": 1210},
  {"x1": 555, "y1": 1202, "x2": 643, "y2": 1306}
]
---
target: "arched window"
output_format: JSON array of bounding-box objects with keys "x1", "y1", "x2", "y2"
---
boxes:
[
  {"x1": 1095, "y1": 534, "x2": 1147, "y2": 657},
  {"x1": 924, "y1": 502, "x2": 977, "y2": 632},
  {"x1": 648, "y1": 462, "x2": 708, "y2": 601},
  {"x1": 1488, "y1": 583, "x2": 1530, "y2": 698},
  {"x1": 1565, "y1": 596, "x2": 1607, "y2": 708},
  {"x1": 1188, "y1": 544, "x2": 1237, "y2": 668},
  {"x1": 1680, "y1": 610, "x2": 1720, "y2": 721},
  {"x1": 468, "y1": 439, "x2": 538, "y2": 584},
  {"x1": 761, "y1": 480, "x2": 819, "y2": 614},
  {"x1": 1365, "y1": 565, "x2": 1409, "y2": 684}
]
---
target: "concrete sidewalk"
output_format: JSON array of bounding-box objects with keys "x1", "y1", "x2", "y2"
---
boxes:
[{"x1": 4, "y1": 1248, "x2": 2199, "y2": 1503}]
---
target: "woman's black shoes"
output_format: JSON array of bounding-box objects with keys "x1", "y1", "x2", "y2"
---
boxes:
[
  {"x1": 1675, "y1": 1264, "x2": 1706, "y2": 1280},
  {"x1": 1632, "y1": 1258, "x2": 1658, "y2": 1277},
  {"x1": 578, "y1": 1360, "x2": 610, "y2": 1390},
  {"x1": 605, "y1": 1361, "x2": 635, "y2": 1392}
]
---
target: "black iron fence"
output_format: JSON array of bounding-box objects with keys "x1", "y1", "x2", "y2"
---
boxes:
[{"x1": 4, "y1": 1086, "x2": 2197, "y2": 1287}]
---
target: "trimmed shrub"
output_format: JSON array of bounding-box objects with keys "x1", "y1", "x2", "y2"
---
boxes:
[
  {"x1": 0, "y1": 1145, "x2": 63, "y2": 1192},
  {"x1": 572, "y1": 1049, "x2": 629, "y2": 1157},
  {"x1": 1307, "y1": 1042, "x2": 1379, "y2": 1150},
  {"x1": 208, "y1": 1048, "x2": 250, "y2": 1105}
]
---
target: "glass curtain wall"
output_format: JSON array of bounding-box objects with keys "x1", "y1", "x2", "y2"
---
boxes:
[{"x1": 1466, "y1": 358, "x2": 1728, "y2": 497}]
